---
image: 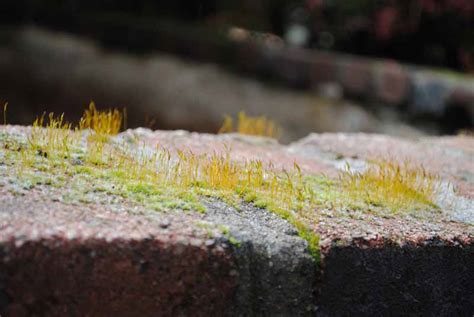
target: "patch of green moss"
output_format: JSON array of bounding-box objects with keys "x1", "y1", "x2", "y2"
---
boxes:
[
  {"x1": 195, "y1": 221, "x2": 219, "y2": 239},
  {"x1": 216, "y1": 224, "x2": 240, "y2": 248},
  {"x1": 218, "y1": 224, "x2": 230, "y2": 236},
  {"x1": 0, "y1": 120, "x2": 442, "y2": 265},
  {"x1": 243, "y1": 192, "x2": 257, "y2": 203},
  {"x1": 253, "y1": 199, "x2": 268, "y2": 209},
  {"x1": 296, "y1": 224, "x2": 320, "y2": 263},
  {"x1": 1, "y1": 138, "x2": 205, "y2": 214},
  {"x1": 227, "y1": 236, "x2": 241, "y2": 248}
]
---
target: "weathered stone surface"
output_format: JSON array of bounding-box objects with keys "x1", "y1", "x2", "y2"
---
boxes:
[{"x1": 0, "y1": 127, "x2": 473, "y2": 315}]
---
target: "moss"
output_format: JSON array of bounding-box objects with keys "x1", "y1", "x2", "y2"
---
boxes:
[
  {"x1": 218, "y1": 111, "x2": 280, "y2": 138},
  {"x1": 126, "y1": 183, "x2": 162, "y2": 196},
  {"x1": 296, "y1": 225, "x2": 320, "y2": 263},
  {"x1": 218, "y1": 225, "x2": 230, "y2": 236},
  {"x1": 253, "y1": 199, "x2": 268, "y2": 209},
  {"x1": 243, "y1": 192, "x2": 257, "y2": 203},
  {"x1": 337, "y1": 160, "x2": 440, "y2": 214},
  {"x1": 0, "y1": 105, "x2": 444, "y2": 263},
  {"x1": 216, "y1": 225, "x2": 241, "y2": 248},
  {"x1": 195, "y1": 221, "x2": 219, "y2": 239},
  {"x1": 227, "y1": 236, "x2": 241, "y2": 248}
]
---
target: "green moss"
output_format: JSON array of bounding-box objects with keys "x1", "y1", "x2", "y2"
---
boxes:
[
  {"x1": 336, "y1": 160, "x2": 440, "y2": 215},
  {"x1": 126, "y1": 183, "x2": 162, "y2": 196},
  {"x1": 296, "y1": 225, "x2": 320, "y2": 263},
  {"x1": 227, "y1": 236, "x2": 241, "y2": 248},
  {"x1": 195, "y1": 221, "x2": 219, "y2": 239},
  {"x1": 218, "y1": 225, "x2": 230, "y2": 236},
  {"x1": 253, "y1": 199, "x2": 268, "y2": 209},
  {"x1": 2, "y1": 139, "x2": 204, "y2": 214},
  {"x1": 243, "y1": 192, "x2": 257, "y2": 203},
  {"x1": 4, "y1": 130, "x2": 323, "y2": 259},
  {"x1": 260, "y1": 202, "x2": 320, "y2": 262},
  {"x1": 0, "y1": 117, "x2": 441, "y2": 264},
  {"x1": 217, "y1": 225, "x2": 241, "y2": 248}
]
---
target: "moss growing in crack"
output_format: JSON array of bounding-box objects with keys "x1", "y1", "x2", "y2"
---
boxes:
[{"x1": 295, "y1": 222, "x2": 320, "y2": 263}]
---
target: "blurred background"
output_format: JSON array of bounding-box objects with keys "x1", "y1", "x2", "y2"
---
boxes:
[{"x1": 1, "y1": 0, "x2": 473, "y2": 142}]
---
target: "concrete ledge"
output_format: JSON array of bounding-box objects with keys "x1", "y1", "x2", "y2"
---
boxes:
[
  {"x1": 0, "y1": 193, "x2": 316, "y2": 316},
  {"x1": 0, "y1": 128, "x2": 473, "y2": 315}
]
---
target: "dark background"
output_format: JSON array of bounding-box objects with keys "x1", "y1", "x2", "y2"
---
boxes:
[{"x1": 2, "y1": 0, "x2": 472, "y2": 72}]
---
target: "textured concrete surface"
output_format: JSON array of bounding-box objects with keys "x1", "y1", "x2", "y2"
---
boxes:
[
  {"x1": 318, "y1": 244, "x2": 473, "y2": 316},
  {"x1": 0, "y1": 192, "x2": 316, "y2": 316},
  {"x1": 0, "y1": 127, "x2": 473, "y2": 315}
]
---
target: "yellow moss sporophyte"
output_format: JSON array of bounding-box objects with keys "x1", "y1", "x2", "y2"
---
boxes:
[
  {"x1": 218, "y1": 111, "x2": 280, "y2": 138},
  {"x1": 1, "y1": 103, "x2": 443, "y2": 262}
]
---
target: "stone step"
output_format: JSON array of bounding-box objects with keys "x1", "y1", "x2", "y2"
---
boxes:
[{"x1": 0, "y1": 127, "x2": 472, "y2": 315}]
